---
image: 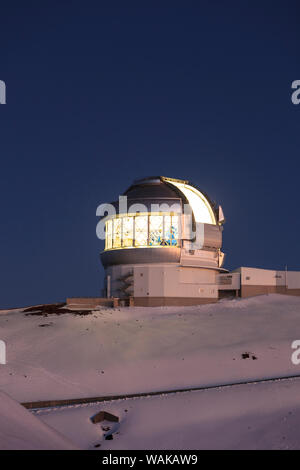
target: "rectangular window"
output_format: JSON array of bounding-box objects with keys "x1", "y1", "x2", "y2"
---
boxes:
[
  {"x1": 113, "y1": 218, "x2": 122, "y2": 248},
  {"x1": 149, "y1": 215, "x2": 163, "y2": 246},
  {"x1": 171, "y1": 215, "x2": 179, "y2": 246},
  {"x1": 164, "y1": 215, "x2": 172, "y2": 245},
  {"x1": 134, "y1": 215, "x2": 148, "y2": 246},
  {"x1": 122, "y1": 216, "x2": 134, "y2": 247},
  {"x1": 105, "y1": 220, "x2": 112, "y2": 250},
  {"x1": 164, "y1": 215, "x2": 178, "y2": 246}
]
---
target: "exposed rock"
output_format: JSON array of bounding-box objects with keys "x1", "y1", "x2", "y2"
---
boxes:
[
  {"x1": 24, "y1": 303, "x2": 93, "y2": 316},
  {"x1": 241, "y1": 352, "x2": 258, "y2": 360},
  {"x1": 242, "y1": 352, "x2": 250, "y2": 359}
]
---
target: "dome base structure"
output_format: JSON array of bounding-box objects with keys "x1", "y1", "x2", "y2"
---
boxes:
[{"x1": 105, "y1": 263, "x2": 222, "y2": 306}]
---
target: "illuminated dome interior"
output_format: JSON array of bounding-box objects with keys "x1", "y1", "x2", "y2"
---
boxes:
[
  {"x1": 105, "y1": 213, "x2": 179, "y2": 250},
  {"x1": 164, "y1": 178, "x2": 216, "y2": 225}
]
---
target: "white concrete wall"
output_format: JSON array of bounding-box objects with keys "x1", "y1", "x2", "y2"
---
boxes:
[
  {"x1": 134, "y1": 266, "x2": 165, "y2": 298},
  {"x1": 109, "y1": 263, "x2": 300, "y2": 300},
  {"x1": 228, "y1": 267, "x2": 300, "y2": 293},
  {"x1": 180, "y1": 248, "x2": 219, "y2": 268},
  {"x1": 106, "y1": 264, "x2": 134, "y2": 297},
  {"x1": 236, "y1": 267, "x2": 286, "y2": 286},
  {"x1": 133, "y1": 264, "x2": 218, "y2": 299},
  {"x1": 286, "y1": 272, "x2": 300, "y2": 289}
]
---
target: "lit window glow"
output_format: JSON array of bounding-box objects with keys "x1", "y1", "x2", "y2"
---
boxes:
[
  {"x1": 105, "y1": 213, "x2": 179, "y2": 250},
  {"x1": 149, "y1": 215, "x2": 163, "y2": 246},
  {"x1": 164, "y1": 215, "x2": 178, "y2": 246},
  {"x1": 122, "y1": 217, "x2": 134, "y2": 247},
  {"x1": 105, "y1": 220, "x2": 112, "y2": 250},
  {"x1": 113, "y1": 218, "x2": 122, "y2": 248},
  {"x1": 166, "y1": 180, "x2": 216, "y2": 224},
  {"x1": 134, "y1": 215, "x2": 148, "y2": 247}
]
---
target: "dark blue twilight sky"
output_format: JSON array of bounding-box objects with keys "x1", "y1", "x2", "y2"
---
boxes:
[{"x1": 0, "y1": 1, "x2": 299, "y2": 308}]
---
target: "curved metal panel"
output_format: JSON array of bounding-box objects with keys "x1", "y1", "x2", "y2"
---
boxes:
[
  {"x1": 203, "y1": 224, "x2": 222, "y2": 249},
  {"x1": 101, "y1": 247, "x2": 181, "y2": 268}
]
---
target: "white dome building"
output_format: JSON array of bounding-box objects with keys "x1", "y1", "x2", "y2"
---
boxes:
[{"x1": 100, "y1": 176, "x2": 226, "y2": 306}]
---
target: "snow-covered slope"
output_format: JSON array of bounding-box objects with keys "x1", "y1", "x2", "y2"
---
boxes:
[
  {"x1": 0, "y1": 294, "x2": 300, "y2": 402},
  {"x1": 0, "y1": 391, "x2": 77, "y2": 449},
  {"x1": 36, "y1": 377, "x2": 300, "y2": 450}
]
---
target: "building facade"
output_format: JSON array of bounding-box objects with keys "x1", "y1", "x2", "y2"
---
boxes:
[
  {"x1": 218, "y1": 267, "x2": 300, "y2": 298},
  {"x1": 95, "y1": 175, "x2": 300, "y2": 307}
]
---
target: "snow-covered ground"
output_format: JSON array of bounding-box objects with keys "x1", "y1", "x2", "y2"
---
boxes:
[
  {"x1": 35, "y1": 377, "x2": 300, "y2": 450},
  {"x1": 1, "y1": 294, "x2": 300, "y2": 449},
  {"x1": 0, "y1": 294, "x2": 300, "y2": 402},
  {"x1": 0, "y1": 391, "x2": 77, "y2": 450}
]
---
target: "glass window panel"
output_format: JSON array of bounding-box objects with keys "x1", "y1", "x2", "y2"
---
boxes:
[
  {"x1": 105, "y1": 220, "x2": 112, "y2": 250},
  {"x1": 149, "y1": 215, "x2": 163, "y2": 246},
  {"x1": 134, "y1": 215, "x2": 148, "y2": 246},
  {"x1": 164, "y1": 215, "x2": 172, "y2": 246},
  {"x1": 164, "y1": 215, "x2": 178, "y2": 246},
  {"x1": 171, "y1": 215, "x2": 179, "y2": 246},
  {"x1": 106, "y1": 214, "x2": 179, "y2": 250},
  {"x1": 122, "y1": 216, "x2": 134, "y2": 247},
  {"x1": 113, "y1": 218, "x2": 122, "y2": 248}
]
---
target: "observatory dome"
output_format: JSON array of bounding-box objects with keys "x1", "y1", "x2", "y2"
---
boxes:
[{"x1": 100, "y1": 176, "x2": 226, "y2": 305}]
